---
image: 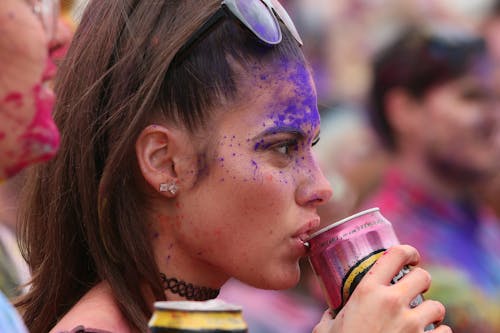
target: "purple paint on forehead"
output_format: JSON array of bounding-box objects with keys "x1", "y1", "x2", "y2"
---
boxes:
[{"x1": 268, "y1": 60, "x2": 320, "y2": 134}]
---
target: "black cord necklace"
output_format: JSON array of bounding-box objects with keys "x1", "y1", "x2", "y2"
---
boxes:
[{"x1": 160, "y1": 273, "x2": 220, "y2": 301}]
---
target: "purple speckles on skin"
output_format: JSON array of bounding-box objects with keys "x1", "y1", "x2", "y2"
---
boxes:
[
  {"x1": 254, "y1": 138, "x2": 265, "y2": 151},
  {"x1": 269, "y1": 60, "x2": 320, "y2": 136},
  {"x1": 251, "y1": 159, "x2": 258, "y2": 177}
]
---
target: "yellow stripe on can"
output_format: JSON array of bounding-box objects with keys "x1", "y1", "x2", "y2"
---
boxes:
[
  {"x1": 342, "y1": 250, "x2": 385, "y2": 305},
  {"x1": 149, "y1": 300, "x2": 247, "y2": 332}
]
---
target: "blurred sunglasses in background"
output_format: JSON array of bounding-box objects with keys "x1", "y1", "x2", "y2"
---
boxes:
[
  {"x1": 174, "y1": 0, "x2": 303, "y2": 63},
  {"x1": 28, "y1": 0, "x2": 60, "y2": 44}
]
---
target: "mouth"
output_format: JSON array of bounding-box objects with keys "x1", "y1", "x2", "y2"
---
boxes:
[
  {"x1": 297, "y1": 234, "x2": 310, "y2": 248},
  {"x1": 293, "y1": 218, "x2": 320, "y2": 250},
  {"x1": 42, "y1": 58, "x2": 57, "y2": 83}
]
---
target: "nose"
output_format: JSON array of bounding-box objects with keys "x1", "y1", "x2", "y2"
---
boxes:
[
  {"x1": 48, "y1": 17, "x2": 74, "y2": 63},
  {"x1": 295, "y1": 156, "x2": 333, "y2": 208}
]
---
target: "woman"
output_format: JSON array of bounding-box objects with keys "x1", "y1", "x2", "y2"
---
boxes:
[
  {"x1": 0, "y1": 0, "x2": 69, "y2": 331},
  {"x1": 17, "y1": 1, "x2": 451, "y2": 333},
  {"x1": 0, "y1": 0, "x2": 62, "y2": 180}
]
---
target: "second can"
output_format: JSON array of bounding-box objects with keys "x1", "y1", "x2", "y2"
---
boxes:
[{"x1": 148, "y1": 299, "x2": 247, "y2": 333}]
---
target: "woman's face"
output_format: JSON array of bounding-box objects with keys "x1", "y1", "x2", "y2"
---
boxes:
[
  {"x1": 0, "y1": 0, "x2": 60, "y2": 181},
  {"x1": 166, "y1": 59, "x2": 332, "y2": 290}
]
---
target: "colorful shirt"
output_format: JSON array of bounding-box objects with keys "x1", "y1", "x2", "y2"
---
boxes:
[{"x1": 363, "y1": 167, "x2": 500, "y2": 332}]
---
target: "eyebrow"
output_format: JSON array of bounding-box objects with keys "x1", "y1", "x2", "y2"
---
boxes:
[{"x1": 253, "y1": 125, "x2": 320, "y2": 142}]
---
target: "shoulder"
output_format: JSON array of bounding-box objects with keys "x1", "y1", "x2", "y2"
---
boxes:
[{"x1": 49, "y1": 282, "x2": 133, "y2": 333}]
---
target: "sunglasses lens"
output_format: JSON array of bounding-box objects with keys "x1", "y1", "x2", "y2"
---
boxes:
[
  {"x1": 268, "y1": 0, "x2": 303, "y2": 46},
  {"x1": 231, "y1": 0, "x2": 281, "y2": 44}
]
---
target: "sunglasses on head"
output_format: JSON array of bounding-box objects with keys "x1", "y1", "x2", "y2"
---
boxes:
[{"x1": 173, "y1": 0, "x2": 303, "y2": 64}]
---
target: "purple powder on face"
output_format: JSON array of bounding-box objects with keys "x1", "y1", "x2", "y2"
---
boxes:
[
  {"x1": 254, "y1": 138, "x2": 265, "y2": 150},
  {"x1": 249, "y1": 160, "x2": 262, "y2": 181},
  {"x1": 252, "y1": 60, "x2": 320, "y2": 153},
  {"x1": 269, "y1": 60, "x2": 320, "y2": 138}
]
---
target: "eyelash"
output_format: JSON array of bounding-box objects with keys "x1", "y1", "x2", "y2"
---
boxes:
[
  {"x1": 312, "y1": 137, "x2": 320, "y2": 147},
  {"x1": 273, "y1": 137, "x2": 320, "y2": 156}
]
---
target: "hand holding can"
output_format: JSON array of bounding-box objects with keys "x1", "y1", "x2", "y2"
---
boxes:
[{"x1": 307, "y1": 208, "x2": 441, "y2": 331}]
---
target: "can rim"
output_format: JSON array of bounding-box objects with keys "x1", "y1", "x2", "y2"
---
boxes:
[
  {"x1": 307, "y1": 207, "x2": 380, "y2": 241},
  {"x1": 153, "y1": 300, "x2": 242, "y2": 312}
]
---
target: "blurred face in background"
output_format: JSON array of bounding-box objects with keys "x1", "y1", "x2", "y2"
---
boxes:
[
  {"x1": 0, "y1": 0, "x2": 63, "y2": 181},
  {"x1": 416, "y1": 69, "x2": 500, "y2": 184}
]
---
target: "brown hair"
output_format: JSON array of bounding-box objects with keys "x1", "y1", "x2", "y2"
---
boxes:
[
  {"x1": 16, "y1": 0, "x2": 305, "y2": 332},
  {"x1": 369, "y1": 27, "x2": 486, "y2": 151}
]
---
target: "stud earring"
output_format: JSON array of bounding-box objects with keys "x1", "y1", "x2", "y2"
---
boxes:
[{"x1": 159, "y1": 181, "x2": 178, "y2": 195}]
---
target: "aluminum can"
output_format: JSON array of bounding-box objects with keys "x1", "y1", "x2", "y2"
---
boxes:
[
  {"x1": 307, "y1": 207, "x2": 434, "y2": 330},
  {"x1": 148, "y1": 299, "x2": 247, "y2": 333}
]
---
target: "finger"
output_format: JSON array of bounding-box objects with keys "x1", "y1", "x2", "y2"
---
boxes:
[
  {"x1": 365, "y1": 245, "x2": 420, "y2": 285},
  {"x1": 319, "y1": 309, "x2": 333, "y2": 322},
  {"x1": 411, "y1": 300, "x2": 446, "y2": 329},
  {"x1": 432, "y1": 324, "x2": 453, "y2": 333},
  {"x1": 394, "y1": 267, "x2": 432, "y2": 305}
]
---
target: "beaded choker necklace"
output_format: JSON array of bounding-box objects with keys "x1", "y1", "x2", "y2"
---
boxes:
[{"x1": 160, "y1": 273, "x2": 220, "y2": 301}]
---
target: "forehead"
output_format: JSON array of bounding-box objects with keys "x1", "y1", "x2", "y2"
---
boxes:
[{"x1": 230, "y1": 58, "x2": 320, "y2": 131}]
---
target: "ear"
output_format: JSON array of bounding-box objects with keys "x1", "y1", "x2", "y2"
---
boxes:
[
  {"x1": 136, "y1": 124, "x2": 180, "y2": 197},
  {"x1": 385, "y1": 88, "x2": 422, "y2": 137}
]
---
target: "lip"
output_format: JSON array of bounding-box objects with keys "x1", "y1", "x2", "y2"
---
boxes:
[
  {"x1": 42, "y1": 57, "x2": 57, "y2": 83},
  {"x1": 292, "y1": 217, "x2": 321, "y2": 250}
]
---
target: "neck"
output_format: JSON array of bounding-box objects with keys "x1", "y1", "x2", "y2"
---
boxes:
[
  {"x1": 150, "y1": 212, "x2": 229, "y2": 301},
  {"x1": 160, "y1": 273, "x2": 220, "y2": 301}
]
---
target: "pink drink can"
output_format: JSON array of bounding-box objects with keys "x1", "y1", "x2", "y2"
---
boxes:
[{"x1": 306, "y1": 207, "x2": 434, "y2": 330}]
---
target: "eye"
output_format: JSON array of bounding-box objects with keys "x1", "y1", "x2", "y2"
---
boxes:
[{"x1": 273, "y1": 139, "x2": 298, "y2": 156}]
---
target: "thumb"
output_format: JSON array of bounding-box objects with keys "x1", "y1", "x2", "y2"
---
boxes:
[
  {"x1": 312, "y1": 309, "x2": 334, "y2": 333},
  {"x1": 320, "y1": 309, "x2": 334, "y2": 321}
]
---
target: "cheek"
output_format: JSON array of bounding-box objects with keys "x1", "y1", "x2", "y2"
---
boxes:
[
  {"x1": 0, "y1": 91, "x2": 36, "y2": 165},
  {"x1": 0, "y1": 40, "x2": 47, "y2": 97},
  {"x1": 0, "y1": 85, "x2": 59, "y2": 177},
  {"x1": 214, "y1": 156, "x2": 294, "y2": 226}
]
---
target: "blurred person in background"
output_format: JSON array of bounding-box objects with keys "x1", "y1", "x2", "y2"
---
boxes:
[
  {"x1": 364, "y1": 26, "x2": 500, "y2": 332},
  {"x1": 478, "y1": 0, "x2": 500, "y2": 220},
  {"x1": 0, "y1": 0, "x2": 73, "y2": 298},
  {"x1": 0, "y1": 0, "x2": 71, "y2": 331}
]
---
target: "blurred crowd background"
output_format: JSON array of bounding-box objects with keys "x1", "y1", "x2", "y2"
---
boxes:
[{"x1": 2, "y1": 0, "x2": 500, "y2": 332}]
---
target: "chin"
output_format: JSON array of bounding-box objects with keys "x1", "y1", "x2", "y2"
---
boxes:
[{"x1": 249, "y1": 266, "x2": 301, "y2": 290}]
